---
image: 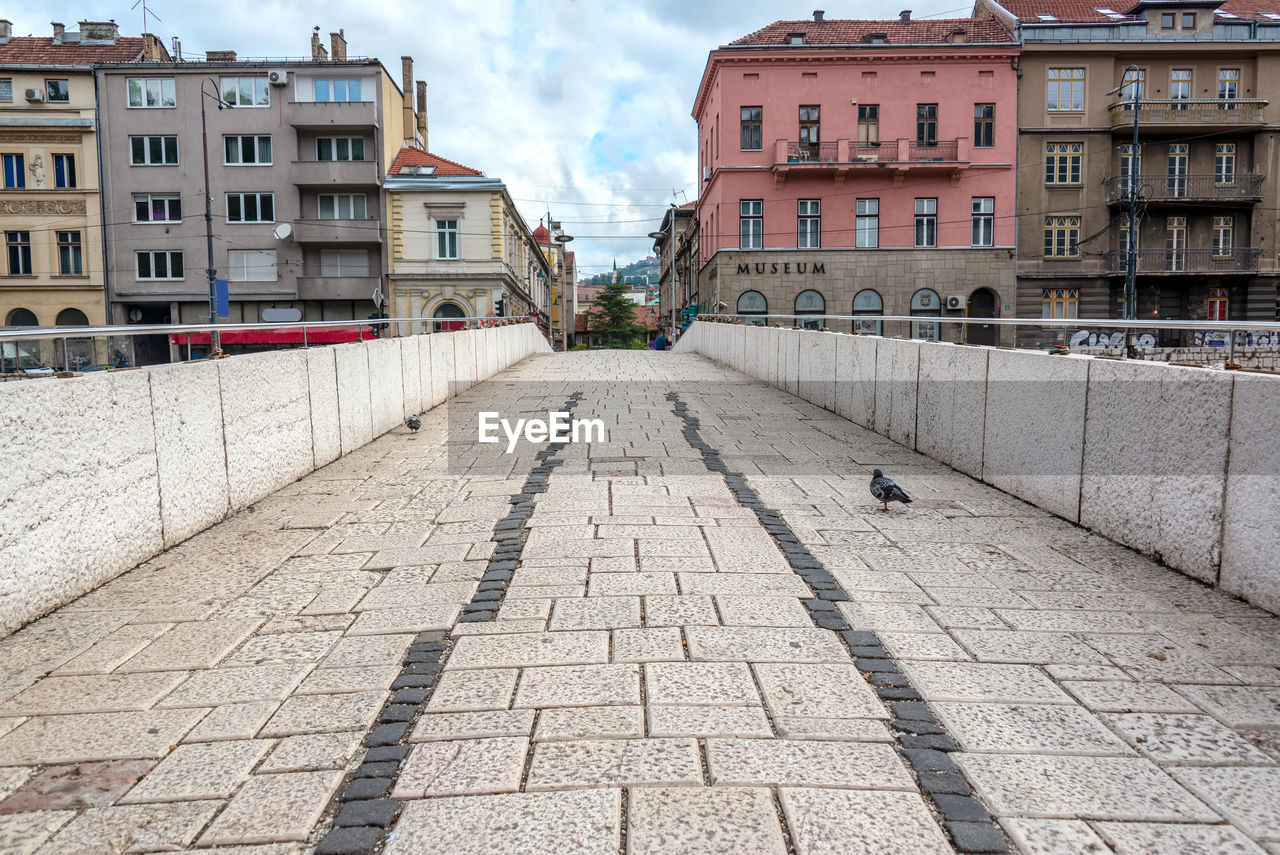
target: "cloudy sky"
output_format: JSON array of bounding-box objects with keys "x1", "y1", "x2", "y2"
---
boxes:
[{"x1": 11, "y1": 0, "x2": 971, "y2": 277}]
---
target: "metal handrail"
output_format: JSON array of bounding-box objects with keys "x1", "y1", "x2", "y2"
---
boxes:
[
  {"x1": 693, "y1": 313, "x2": 1280, "y2": 332},
  {"x1": 0, "y1": 315, "x2": 539, "y2": 344}
]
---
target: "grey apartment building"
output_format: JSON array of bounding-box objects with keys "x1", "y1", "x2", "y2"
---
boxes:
[{"x1": 96, "y1": 33, "x2": 418, "y2": 359}]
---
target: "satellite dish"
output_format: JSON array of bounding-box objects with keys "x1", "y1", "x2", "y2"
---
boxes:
[{"x1": 272, "y1": 223, "x2": 293, "y2": 240}]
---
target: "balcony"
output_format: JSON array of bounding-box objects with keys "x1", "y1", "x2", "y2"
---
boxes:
[
  {"x1": 1108, "y1": 99, "x2": 1267, "y2": 131},
  {"x1": 292, "y1": 218, "x2": 382, "y2": 244},
  {"x1": 1105, "y1": 247, "x2": 1261, "y2": 275},
  {"x1": 288, "y1": 100, "x2": 378, "y2": 131},
  {"x1": 772, "y1": 139, "x2": 969, "y2": 185},
  {"x1": 296, "y1": 275, "x2": 380, "y2": 301},
  {"x1": 1104, "y1": 173, "x2": 1264, "y2": 205},
  {"x1": 291, "y1": 159, "x2": 381, "y2": 188}
]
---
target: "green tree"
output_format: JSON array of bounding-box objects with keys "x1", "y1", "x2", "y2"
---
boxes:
[{"x1": 588, "y1": 273, "x2": 645, "y2": 349}]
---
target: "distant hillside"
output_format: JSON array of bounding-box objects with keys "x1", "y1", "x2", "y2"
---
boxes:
[{"x1": 585, "y1": 257, "x2": 659, "y2": 287}]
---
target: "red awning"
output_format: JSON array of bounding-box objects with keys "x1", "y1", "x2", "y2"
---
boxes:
[{"x1": 170, "y1": 327, "x2": 379, "y2": 345}]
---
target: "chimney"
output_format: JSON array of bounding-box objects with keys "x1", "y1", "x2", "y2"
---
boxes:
[
  {"x1": 899, "y1": 9, "x2": 912, "y2": 22},
  {"x1": 401, "y1": 56, "x2": 415, "y2": 145},
  {"x1": 416, "y1": 80, "x2": 428, "y2": 149},
  {"x1": 206, "y1": 50, "x2": 237, "y2": 62},
  {"x1": 0, "y1": 20, "x2": 11, "y2": 44},
  {"x1": 78, "y1": 20, "x2": 119, "y2": 43},
  {"x1": 330, "y1": 28, "x2": 346, "y2": 61},
  {"x1": 52, "y1": 22, "x2": 65, "y2": 43},
  {"x1": 813, "y1": 10, "x2": 824, "y2": 22},
  {"x1": 310, "y1": 28, "x2": 327, "y2": 60},
  {"x1": 143, "y1": 33, "x2": 169, "y2": 60}
]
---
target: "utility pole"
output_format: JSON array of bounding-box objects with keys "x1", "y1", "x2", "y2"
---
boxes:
[{"x1": 199, "y1": 78, "x2": 232, "y2": 354}]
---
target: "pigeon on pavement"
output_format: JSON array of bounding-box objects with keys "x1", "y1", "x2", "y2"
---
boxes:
[
  {"x1": 869, "y1": 469, "x2": 912, "y2": 512},
  {"x1": 406, "y1": 416, "x2": 421, "y2": 434}
]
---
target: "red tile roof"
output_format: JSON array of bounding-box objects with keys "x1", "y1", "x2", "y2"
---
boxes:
[
  {"x1": 991, "y1": 0, "x2": 1278, "y2": 23},
  {"x1": 389, "y1": 146, "x2": 483, "y2": 176},
  {"x1": 0, "y1": 36, "x2": 150, "y2": 65},
  {"x1": 533, "y1": 221, "x2": 549, "y2": 244},
  {"x1": 730, "y1": 17, "x2": 1013, "y2": 46}
]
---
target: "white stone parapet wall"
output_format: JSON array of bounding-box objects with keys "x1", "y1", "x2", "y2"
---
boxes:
[
  {"x1": 0, "y1": 324, "x2": 552, "y2": 636},
  {"x1": 675, "y1": 322, "x2": 1280, "y2": 616}
]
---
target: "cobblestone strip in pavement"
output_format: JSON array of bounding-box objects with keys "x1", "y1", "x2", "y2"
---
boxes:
[{"x1": 665, "y1": 390, "x2": 1007, "y2": 854}]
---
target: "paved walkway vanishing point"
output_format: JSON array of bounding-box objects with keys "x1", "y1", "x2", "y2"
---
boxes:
[{"x1": 1, "y1": 350, "x2": 1279, "y2": 855}]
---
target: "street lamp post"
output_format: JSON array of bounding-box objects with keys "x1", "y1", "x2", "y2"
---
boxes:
[
  {"x1": 199, "y1": 78, "x2": 233, "y2": 355},
  {"x1": 1108, "y1": 66, "x2": 1142, "y2": 344}
]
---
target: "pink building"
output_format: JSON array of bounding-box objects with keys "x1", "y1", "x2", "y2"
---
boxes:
[{"x1": 692, "y1": 10, "x2": 1018, "y2": 343}]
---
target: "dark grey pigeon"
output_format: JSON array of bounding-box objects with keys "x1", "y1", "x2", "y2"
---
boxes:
[
  {"x1": 869, "y1": 469, "x2": 912, "y2": 512},
  {"x1": 406, "y1": 416, "x2": 421, "y2": 433}
]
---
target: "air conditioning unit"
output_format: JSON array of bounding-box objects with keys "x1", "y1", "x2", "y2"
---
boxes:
[
  {"x1": 23, "y1": 88, "x2": 44, "y2": 102},
  {"x1": 944, "y1": 295, "x2": 965, "y2": 311},
  {"x1": 266, "y1": 69, "x2": 289, "y2": 86},
  {"x1": 702, "y1": 166, "x2": 713, "y2": 182}
]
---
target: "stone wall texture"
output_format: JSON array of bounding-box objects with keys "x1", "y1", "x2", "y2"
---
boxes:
[
  {"x1": 0, "y1": 324, "x2": 551, "y2": 636},
  {"x1": 675, "y1": 321, "x2": 1280, "y2": 615}
]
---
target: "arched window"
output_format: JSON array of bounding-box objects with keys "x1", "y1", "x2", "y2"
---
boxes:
[
  {"x1": 5, "y1": 308, "x2": 37, "y2": 326},
  {"x1": 56, "y1": 308, "x2": 89, "y2": 326},
  {"x1": 794, "y1": 289, "x2": 825, "y2": 330},
  {"x1": 737, "y1": 290, "x2": 767, "y2": 319},
  {"x1": 432, "y1": 301, "x2": 467, "y2": 332},
  {"x1": 3, "y1": 308, "x2": 39, "y2": 373},
  {"x1": 910, "y1": 288, "x2": 941, "y2": 341},
  {"x1": 852, "y1": 289, "x2": 883, "y2": 336}
]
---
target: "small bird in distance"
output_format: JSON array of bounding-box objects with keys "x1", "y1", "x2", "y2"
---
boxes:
[
  {"x1": 869, "y1": 469, "x2": 912, "y2": 512},
  {"x1": 406, "y1": 415, "x2": 421, "y2": 434}
]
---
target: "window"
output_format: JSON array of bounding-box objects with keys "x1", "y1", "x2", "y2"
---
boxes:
[
  {"x1": 1119, "y1": 144, "x2": 1141, "y2": 192},
  {"x1": 1121, "y1": 67, "x2": 1145, "y2": 101},
  {"x1": 227, "y1": 250, "x2": 277, "y2": 282},
  {"x1": 436, "y1": 219, "x2": 460, "y2": 259},
  {"x1": 136, "y1": 250, "x2": 183, "y2": 280},
  {"x1": 221, "y1": 76, "x2": 269, "y2": 107},
  {"x1": 1218, "y1": 68, "x2": 1239, "y2": 103},
  {"x1": 1183, "y1": 12, "x2": 1197, "y2": 27},
  {"x1": 314, "y1": 78, "x2": 363, "y2": 102},
  {"x1": 1208, "y1": 287, "x2": 1228, "y2": 321},
  {"x1": 45, "y1": 79, "x2": 69, "y2": 102},
  {"x1": 1044, "y1": 142, "x2": 1082, "y2": 186},
  {"x1": 737, "y1": 290, "x2": 767, "y2": 316},
  {"x1": 857, "y1": 105, "x2": 879, "y2": 145},
  {"x1": 1215, "y1": 144, "x2": 1236, "y2": 183},
  {"x1": 798, "y1": 199, "x2": 820, "y2": 249},
  {"x1": 224, "y1": 135, "x2": 272, "y2": 165},
  {"x1": 1119, "y1": 213, "x2": 1139, "y2": 254},
  {"x1": 133, "y1": 193, "x2": 182, "y2": 223},
  {"x1": 317, "y1": 137, "x2": 365, "y2": 161},
  {"x1": 1044, "y1": 216, "x2": 1080, "y2": 257},
  {"x1": 1213, "y1": 216, "x2": 1233, "y2": 255},
  {"x1": 853, "y1": 289, "x2": 883, "y2": 335},
  {"x1": 3, "y1": 154, "x2": 25, "y2": 188},
  {"x1": 740, "y1": 107, "x2": 762, "y2": 151},
  {"x1": 739, "y1": 199, "x2": 762, "y2": 249},
  {"x1": 1161, "y1": 11, "x2": 1175, "y2": 27},
  {"x1": 126, "y1": 78, "x2": 176, "y2": 108},
  {"x1": 916, "y1": 104, "x2": 938, "y2": 146},
  {"x1": 854, "y1": 199, "x2": 879, "y2": 247},
  {"x1": 787, "y1": 33, "x2": 806, "y2": 45},
  {"x1": 1167, "y1": 143, "x2": 1188, "y2": 197},
  {"x1": 1041, "y1": 288, "x2": 1079, "y2": 319},
  {"x1": 6, "y1": 231, "x2": 31, "y2": 275},
  {"x1": 1166, "y1": 216, "x2": 1186, "y2": 271},
  {"x1": 972, "y1": 197, "x2": 994, "y2": 247},
  {"x1": 794, "y1": 289, "x2": 825, "y2": 330},
  {"x1": 974, "y1": 104, "x2": 994, "y2": 148},
  {"x1": 318, "y1": 194, "x2": 367, "y2": 219},
  {"x1": 320, "y1": 249, "x2": 370, "y2": 277},
  {"x1": 226, "y1": 193, "x2": 274, "y2": 223},
  {"x1": 1047, "y1": 68, "x2": 1084, "y2": 111},
  {"x1": 1171, "y1": 69, "x2": 1191, "y2": 104},
  {"x1": 799, "y1": 105, "x2": 820, "y2": 156},
  {"x1": 0, "y1": 80, "x2": 11, "y2": 102},
  {"x1": 56, "y1": 231, "x2": 81, "y2": 275},
  {"x1": 914, "y1": 198, "x2": 937, "y2": 248},
  {"x1": 53, "y1": 154, "x2": 76, "y2": 188},
  {"x1": 130, "y1": 135, "x2": 178, "y2": 165},
  {"x1": 911, "y1": 289, "x2": 941, "y2": 341}
]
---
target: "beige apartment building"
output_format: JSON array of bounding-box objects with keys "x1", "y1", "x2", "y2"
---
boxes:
[{"x1": 976, "y1": 0, "x2": 1280, "y2": 346}]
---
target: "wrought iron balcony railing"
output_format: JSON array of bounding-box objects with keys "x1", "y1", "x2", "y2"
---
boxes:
[
  {"x1": 1105, "y1": 247, "x2": 1261, "y2": 274},
  {"x1": 1104, "y1": 173, "x2": 1264, "y2": 204},
  {"x1": 1108, "y1": 98, "x2": 1268, "y2": 127}
]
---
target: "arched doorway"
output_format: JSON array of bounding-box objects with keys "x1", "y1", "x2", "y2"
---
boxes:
[
  {"x1": 967, "y1": 288, "x2": 999, "y2": 346},
  {"x1": 736, "y1": 290, "x2": 767, "y2": 321},
  {"x1": 55, "y1": 308, "x2": 94, "y2": 371},
  {"x1": 910, "y1": 289, "x2": 941, "y2": 341},
  {"x1": 852, "y1": 289, "x2": 882, "y2": 335},
  {"x1": 432, "y1": 301, "x2": 466, "y2": 332},
  {"x1": 794, "y1": 289, "x2": 825, "y2": 330},
  {"x1": 3, "y1": 308, "x2": 40, "y2": 372}
]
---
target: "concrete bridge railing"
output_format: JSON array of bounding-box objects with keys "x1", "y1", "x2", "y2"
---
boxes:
[
  {"x1": 0, "y1": 324, "x2": 551, "y2": 635},
  {"x1": 676, "y1": 321, "x2": 1280, "y2": 615}
]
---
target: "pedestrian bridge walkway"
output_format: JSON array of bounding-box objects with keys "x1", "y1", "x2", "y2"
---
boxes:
[{"x1": 0, "y1": 349, "x2": 1278, "y2": 854}]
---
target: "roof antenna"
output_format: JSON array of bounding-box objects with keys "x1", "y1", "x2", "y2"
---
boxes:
[{"x1": 131, "y1": 0, "x2": 162, "y2": 35}]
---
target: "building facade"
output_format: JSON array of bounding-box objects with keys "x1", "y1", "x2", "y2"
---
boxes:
[
  {"x1": 693, "y1": 12, "x2": 1019, "y2": 344},
  {"x1": 650, "y1": 202, "x2": 695, "y2": 336},
  {"x1": 385, "y1": 146, "x2": 545, "y2": 332},
  {"x1": 976, "y1": 0, "x2": 1280, "y2": 346},
  {"x1": 0, "y1": 20, "x2": 167, "y2": 370},
  {"x1": 95, "y1": 32, "x2": 413, "y2": 362}
]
